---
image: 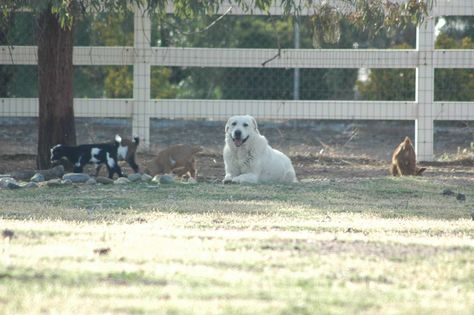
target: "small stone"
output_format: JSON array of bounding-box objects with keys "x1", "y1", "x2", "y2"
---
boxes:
[
  {"x1": 7, "y1": 182, "x2": 21, "y2": 189},
  {"x1": 442, "y1": 188, "x2": 454, "y2": 196},
  {"x1": 159, "y1": 174, "x2": 175, "y2": 184},
  {"x1": 114, "y1": 177, "x2": 130, "y2": 185},
  {"x1": 24, "y1": 182, "x2": 39, "y2": 188},
  {"x1": 128, "y1": 173, "x2": 142, "y2": 182},
  {"x1": 151, "y1": 175, "x2": 161, "y2": 183},
  {"x1": 96, "y1": 177, "x2": 114, "y2": 185},
  {"x1": 93, "y1": 247, "x2": 111, "y2": 256},
  {"x1": 47, "y1": 179, "x2": 62, "y2": 187},
  {"x1": 0, "y1": 177, "x2": 15, "y2": 188},
  {"x1": 141, "y1": 174, "x2": 152, "y2": 182},
  {"x1": 30, "y1": 173, "x2": 45, "y2": 183},
  {"x1": 61, "y1": 179, "x2": 73, "y2": 185},
  {"x1": 456, "y1": 193, "x2": 466, "y2": 202},
  {"x1": 62, "y1": 173, "x2": 91, "y2": 183},
  {"x1": 86, "y1": 178, "x2": 97, "y2": 185}
]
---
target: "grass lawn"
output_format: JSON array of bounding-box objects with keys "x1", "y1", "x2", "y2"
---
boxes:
[{"x1": 1, "y1": 177, "x2": 473, "y2": 314}]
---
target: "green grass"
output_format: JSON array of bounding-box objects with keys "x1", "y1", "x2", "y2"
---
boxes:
[{"x1": 1, "y1": 178, "x2": 473, "y2": 314}]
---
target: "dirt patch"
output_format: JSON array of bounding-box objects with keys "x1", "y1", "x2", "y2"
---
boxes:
[{"x1": 1, "y1": 118, "x2": 474, "y2": 185}]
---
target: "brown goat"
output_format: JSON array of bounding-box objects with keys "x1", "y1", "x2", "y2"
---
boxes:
[
  {"x1": 151, "y1": 144, "x2": 203, "y2": 179},
  {"x1": 390, "y1": 136, "x2": 426, "y2": 176}
]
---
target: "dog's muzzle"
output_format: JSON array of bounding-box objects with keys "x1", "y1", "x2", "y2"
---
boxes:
[{"x1": 232, "y1": 130, "x2": 249, "y2": 147}]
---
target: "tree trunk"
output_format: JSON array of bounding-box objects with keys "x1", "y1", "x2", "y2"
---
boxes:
[{"x1": 36, "y1": 7, "x2": 76, "y2": 169}]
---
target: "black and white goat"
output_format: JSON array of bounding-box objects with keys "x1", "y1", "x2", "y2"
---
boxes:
[
  {"x1": 94, "y1": 135, "x2": 140, "y2": 175},
  {"x1": 50, "y1": 138, "x2": 124, "y2": 179},
  {"x1": 115, "y1": 134, "x2": 140, "y2": 173}
]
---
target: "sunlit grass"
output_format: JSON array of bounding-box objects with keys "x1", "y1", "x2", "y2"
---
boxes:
[{"x1": 1, "y1": 178, "x2": 473, "y2": 314}]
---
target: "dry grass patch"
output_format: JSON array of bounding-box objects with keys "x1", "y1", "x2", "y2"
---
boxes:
[{"x1": 1, "y1": 178, "x2": 473, "y2": 314}]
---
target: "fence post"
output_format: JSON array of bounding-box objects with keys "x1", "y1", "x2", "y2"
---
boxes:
[
  {"x1": 415, "y1": 17, "x2": 435, "y2": 161},
  {"x1": 133, "y1": 5, "x2": 151, "y2": 151}
]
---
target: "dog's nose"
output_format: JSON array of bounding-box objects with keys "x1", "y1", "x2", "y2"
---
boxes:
[{"x1": 234, "y1": 130, "x2": 241, "y2": 139}]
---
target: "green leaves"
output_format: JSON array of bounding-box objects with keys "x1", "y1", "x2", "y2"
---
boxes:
[
  {"x1": 2, "y1": 0, "x2": 434, "y2": 33},
  {"x1": 50, "y1": 0, "x2": 74, "y2": 30}
]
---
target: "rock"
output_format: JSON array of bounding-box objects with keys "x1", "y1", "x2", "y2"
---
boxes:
[
  {"x1": 24, "y1": 182, "x2": 39, "y2": 188},
  {"x1": 62, "y1": 173, "x2": 91, "y2": 183},
  {"x1": 11, "y1": 165, "x2": 64, "y2": 181},
  {"x1": 114, "y1": 177, "x2": 130, "y2": 185},
  {"x1": 96, "y1": 177, "x2": 114, "y2": 185},
  {"x1": 159, "y1": 174, "x2": 175, "y2": 184},
  {"x1": 47, "y1": 179, "x2": 62, "y2": 187},
  {"x1": 93, "y1": 247, "x2": 111, "y2": 256},
  {"x1": 151, "y1": 175, "x2": 161, "y2": 184},
  {"x1": 0, "y1": 177, "x2": 16, "y2": 188},
  {"x1": 456, "y1": 193, "x2": 466, "y2": 202},
  {"x1": 30, "y1": 173, "x2": 45, "y2": 183},
  {"x1": 128, "y1": 173, "x2": 142, "y2": 182},
  {"x1": 6, "y1": 182, "x2": 21, "y2": 189},
  {"x1": 141, "y1": 174, "x2": 152, "y2": 182},
  {"x1": 86, "y1": 178, "x2": 97, "y2": 185},
  {"x1": 442, "y1": 188, "x2": 454, "y2": 196},
  {"x1": 62, "y1": 179, "x2": 73, "y2": 185}
]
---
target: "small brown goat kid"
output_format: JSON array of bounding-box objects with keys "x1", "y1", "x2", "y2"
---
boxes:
[
  {"x1": 390, "y1": 136, "x2": 426, "y2": 176},
  {"x1": 151, "y1": 144, "x2": 203, "y2": 179}
]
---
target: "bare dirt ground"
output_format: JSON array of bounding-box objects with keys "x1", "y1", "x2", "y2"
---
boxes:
[{"x1": 1, "y1": 118, "x2": 474, "y2": 185}]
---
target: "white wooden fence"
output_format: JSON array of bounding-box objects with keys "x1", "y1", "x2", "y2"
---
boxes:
[{"x1": 1, "y1": 0, "x2": 474, "y2": 161}]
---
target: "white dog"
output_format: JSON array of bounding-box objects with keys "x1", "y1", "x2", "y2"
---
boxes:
[{"x1": 223, "y1": 115, "x2": 298, "y2": 184}]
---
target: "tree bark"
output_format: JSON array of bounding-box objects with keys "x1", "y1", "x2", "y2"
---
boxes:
[{"x1": 36, "y1": 7, "x2": 76, "y2": 169}]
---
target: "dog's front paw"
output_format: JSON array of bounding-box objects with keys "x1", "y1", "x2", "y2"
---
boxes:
[{"x1": 223, "y1": 174, "x2": 234, "y2": 184}]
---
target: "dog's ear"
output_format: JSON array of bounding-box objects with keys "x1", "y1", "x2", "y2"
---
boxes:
[
  {"x1": 225, "y1": 119, "x2": 230, "y2": 133},
  {"x1": 251, "y1": 116, "x2": 260, "y2": 134}
]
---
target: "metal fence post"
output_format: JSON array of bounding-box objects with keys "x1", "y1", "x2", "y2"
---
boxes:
[
  {"x1": 133, "y1": 5, "x2": 151, "y2": 151},
  {"x1": 415, "y1": 17, "x2": 435, "y2": 161}
]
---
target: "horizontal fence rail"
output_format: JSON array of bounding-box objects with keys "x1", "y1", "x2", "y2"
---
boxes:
[
  {"x1": 1, "y1": 0, "x2": 474, "y2": 161},
  {"x1": 3, "y1": 46, "x2": 474, "y2": 69}
]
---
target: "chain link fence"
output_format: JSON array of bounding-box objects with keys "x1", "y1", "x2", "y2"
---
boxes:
[{"x1": 1, "y1": 5, "x2": 474, "y2": 161}]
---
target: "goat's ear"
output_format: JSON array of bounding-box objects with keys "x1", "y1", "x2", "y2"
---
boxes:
[
  {"x1": 133, "y1": 135, "x2": 139, "y2": 144},
  {"x1": 115, "y1": 134, "x2": 122, "y2": 143},
  {"x1": 251, "y1": 116, "x2": 260, "y2": 134}
]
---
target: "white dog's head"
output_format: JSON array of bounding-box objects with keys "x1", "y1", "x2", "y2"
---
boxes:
[{"x1": 225, "y1": 115, "x2": 260, "y2": 148}]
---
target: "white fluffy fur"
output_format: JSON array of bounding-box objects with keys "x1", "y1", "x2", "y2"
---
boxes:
[{"x1": 223, "y1": 115, "x2": 297, "y2": 184}]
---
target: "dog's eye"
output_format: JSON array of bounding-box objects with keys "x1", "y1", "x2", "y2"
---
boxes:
[
  {"x1": 243, "y1": 123, "x2": 249, "y2": 127},
  {"x1": 231, "y1": 122, "x2": 237, "y2": 126}
]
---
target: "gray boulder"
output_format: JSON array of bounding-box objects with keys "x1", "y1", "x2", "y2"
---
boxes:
[
  {"x1": 159, "y1": 174, "x2": 175, "y2": 184},
  {"x1": 114, "y1": 177, "x2": 130, "y2": 185},
  {"x1": 62, "y1": 173, "x2": 91, "y2": 183},
  {"x1": 0, "y1": 177, "x2": 15, "y2": 188},
  {"x1": 86, "y1": 178, "x2": 97, "y2": 185},
  {"x1": 62, "y1": 179, "x2": 73, "y2": 185},
  {"x1": 47, "y1": 179, "x2": 62, "y2": 187},
  {"x1": 31, "y1": 173, "x2": 45, "y2": 183},
  {"x1": 96, "y1": 177, "x2": 114, "y2": 185},
  {"x1": 128, "y1": 173, "x2": 142, "y2": 182},
  {"x1": 24, "y1": 182, "x2": 39, "y2": 188},
  {"x1": 141, "y1": 174, "x2": 152, "y2": 182},
  {"x1": 6, "y1": 181, "x2": 21, "y2": 189}
]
